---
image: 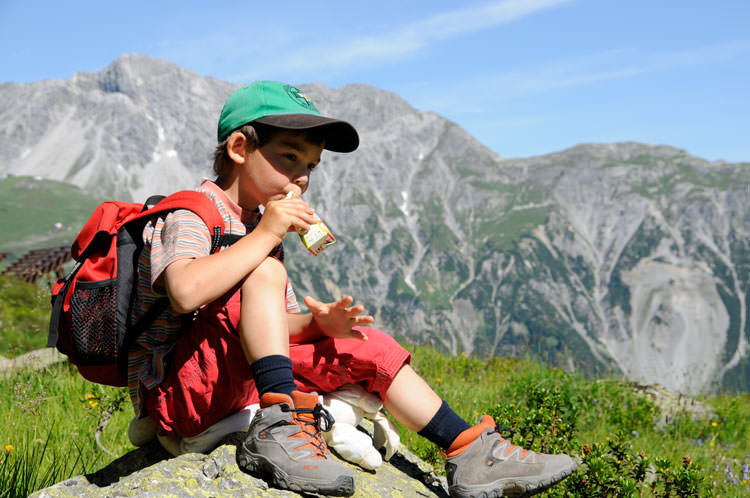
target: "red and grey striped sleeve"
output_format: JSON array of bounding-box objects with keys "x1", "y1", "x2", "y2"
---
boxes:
[{"x1": 147, "y1": 209, "x2": 212, "y2": 291}]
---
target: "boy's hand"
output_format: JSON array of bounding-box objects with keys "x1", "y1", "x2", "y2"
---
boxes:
[
  {"x1": 304, "y1": 296, "x2": 372, "y2": 341},
  {"x1": 257, "y1": 194, "x2": 317, "y2": 244}
]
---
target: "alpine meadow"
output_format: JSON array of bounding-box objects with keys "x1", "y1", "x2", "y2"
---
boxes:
[{"x1": 0, "y1": 54, "x2": 749, "y2": 496}]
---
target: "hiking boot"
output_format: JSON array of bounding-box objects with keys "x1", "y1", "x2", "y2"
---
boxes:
[
  {"x1": 237, "y1": 391, "x2": 355, "y2": 496},
  {"x1": 445, "y1": 415, "x2": 576, "y2": 498}
]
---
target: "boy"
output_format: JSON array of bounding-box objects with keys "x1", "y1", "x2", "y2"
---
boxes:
[{"x1": 128, "y1": 81, "x2": 576, "y2": 497}]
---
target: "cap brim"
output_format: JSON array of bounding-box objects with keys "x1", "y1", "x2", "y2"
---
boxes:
[{"x1": 254, "y1": 114, "x2": 359, "y2": 153}]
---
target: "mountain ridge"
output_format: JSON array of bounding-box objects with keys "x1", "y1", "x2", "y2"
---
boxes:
[{"x1": 2, "y1": 54, "x2": 747, "y2": 394}]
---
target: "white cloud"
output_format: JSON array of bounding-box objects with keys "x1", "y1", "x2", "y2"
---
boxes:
[
  {"x1": 228, "y1": 0, "x2": 573, "y2": 81},
  {"x1": 508, "y1": 39, "x2": 750, "y2": 96},
  {"x1": 407, "y1": 40, "x2": 750, "y2": 113}
]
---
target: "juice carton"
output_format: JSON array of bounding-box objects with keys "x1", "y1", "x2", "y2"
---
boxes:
[{"x1": 286, "y1": 192, "x2": 336, "y2": 255}]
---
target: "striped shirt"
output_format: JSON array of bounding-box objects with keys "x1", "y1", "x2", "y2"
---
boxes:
[{"x1": 127, "y1": 180, "x2": 299, "y2": 416}]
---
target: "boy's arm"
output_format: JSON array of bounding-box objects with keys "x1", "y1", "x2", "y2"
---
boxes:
[
  {"x1": 163, "y1": 228, "x2": 282, "y2": 313},
  {"x1": 163, "y1": 195, "x2": 316, "y2": 313},
  {"x1": 287, "y1": 312, "x2": 325, "y2": 343}
]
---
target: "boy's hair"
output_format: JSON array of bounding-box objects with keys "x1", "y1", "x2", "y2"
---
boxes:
[
  {"x1": 212, "y1": 123, "x2": 266, "y2": 178},
  {"x1": 212, "y1": 122, "x2": 328, "y2": 178}
]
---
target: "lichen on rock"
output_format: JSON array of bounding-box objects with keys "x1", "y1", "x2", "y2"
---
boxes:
[{"x1": 30, "y1": 434, "x2": 449, "y2": 498}]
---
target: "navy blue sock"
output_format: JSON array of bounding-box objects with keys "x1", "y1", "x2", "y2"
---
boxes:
[
  {"x1": 250, "y1": 355, "x2": 296, "y2": 398},
  {"x1": 417, "y1": 400, "x2": 472, "y2": 450}
]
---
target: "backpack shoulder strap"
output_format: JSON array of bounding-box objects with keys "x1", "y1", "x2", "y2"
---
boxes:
[{"x1": 140, "y1": 190, "x2": 236, "y2": 254}]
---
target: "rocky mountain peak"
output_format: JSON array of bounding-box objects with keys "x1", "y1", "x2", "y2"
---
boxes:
[{"x1": 1, "y1": 55, "x2": 748, "y2": 394}]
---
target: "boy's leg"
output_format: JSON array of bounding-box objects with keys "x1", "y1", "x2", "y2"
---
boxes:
[
  {"x1": 289, "y1": 331, "x2": 575, "y2": 498},
  {"x1": 381, "y1": 364, "x2": 442, "y2": 430},
  {"x1": 384, "y1": 364, "x2": 576, "y2": 498},
  {"x1": 382, "y1": 364, "x2": 471, "y2": 450},
  {"x1": 287, "y1": 328, "x2": 469, "y2": 446},
  {"x1": 238, "y1": 257, "x2": 296, "y2": 397},
  {"x1": 236, "y1": 257, "x2": 354, "y2": 496}
]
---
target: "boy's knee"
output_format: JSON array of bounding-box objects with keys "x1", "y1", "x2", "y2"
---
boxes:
[{"x1": 243, "y1": 256, "x2": 287, "y2": 290}]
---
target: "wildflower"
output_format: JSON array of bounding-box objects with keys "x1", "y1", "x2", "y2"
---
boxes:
[
  {"x1": 725, "y1": 463, "x2": 737, "y2": 485},
  {"x1": 86, "y1": 393, "x2": 96, "y2": 400},
  {"x1": 605, "y1": 436, "x2": 610, "y2": 441},
  {"x1": 712, "y1": 421, "x2": 718, "y2": 427},
  {"x1": 4, "y1": 444, "x2": 13, "y2": 452},
  {"x1": 697, "y1": 438, "x2": 702, "y2": 447},
  {"x1": 436, "y1": 377, "x2": 442, "y2": 383},
  {"x1": 88, "y1": 400, "x2": 99, "y2": 408},
  {"x1": 631, "y1": 430, "x2": 639, "y2": 437}
]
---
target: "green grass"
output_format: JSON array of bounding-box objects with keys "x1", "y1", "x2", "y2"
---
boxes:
[
  {"x1": 0, "y1": 362, "x2": 132, "y2": 497},
  {"x1": 3, "y1": 346, "x2": 747, "y2": 496},
  {"x1": 401, "y1": 345, "x2": 750, "y2": 497},
  {"x1": 0, "y1": 176, "x2": 100, "y2": 253},
  {"x1": 0, "y1": 294, "x2": 748, "y2": 496},
  {"x1": 0, "y1": 275, "x2": 50, "y2": 358},
  {"x1": 478, "y1": 205, "x2": 552, "y2": 253}
]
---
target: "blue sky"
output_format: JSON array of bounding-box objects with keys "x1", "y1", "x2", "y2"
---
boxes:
[{"x1": 1, "y1": 0, "x2": 748, "y2": 162}]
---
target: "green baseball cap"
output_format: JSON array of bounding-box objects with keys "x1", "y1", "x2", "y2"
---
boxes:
[{"x1": 217, "y1": 81, "x2": 359, "y2": 152}]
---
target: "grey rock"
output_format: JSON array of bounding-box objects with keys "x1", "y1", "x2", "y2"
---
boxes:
[
  {"x1": 29, "y1": 436, "x2": 449, "y2": 498},
  {"x1": 631, "y1": 383, "x2": 716, "y2": 428},
  {"x1": 0, "y1": 347, "x2": 65, "y2": 377}
]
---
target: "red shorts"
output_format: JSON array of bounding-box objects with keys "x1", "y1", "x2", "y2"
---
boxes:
[{"x1": 143, "y1": 286, "x2": 411, "y2": 438}]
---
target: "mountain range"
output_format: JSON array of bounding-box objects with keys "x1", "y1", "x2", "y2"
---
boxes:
[{"x1": 1, "y1": 54, "x2": 748, "y2": 394}]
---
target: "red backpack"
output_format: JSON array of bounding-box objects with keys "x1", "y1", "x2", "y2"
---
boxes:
[{"x1": 48, "y1": 190, "x2": 239, "y2": 387}]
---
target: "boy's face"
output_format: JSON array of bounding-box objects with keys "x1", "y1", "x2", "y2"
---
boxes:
[{"x1": 239, "y1": 129, "x2": 324, "y2": 207}]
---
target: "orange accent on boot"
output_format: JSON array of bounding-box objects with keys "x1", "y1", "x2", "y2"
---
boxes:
[
  {"x1": 446, "y1": 415, "x2": 496, "y2": 458},
  {"x1": 289, "y1": 391, "x2": 329, "y2": 459},
  {"x1": 290, "y1": 391, "x2": 318, "y2": 422},
  {"x1": 260, "y1": 392, "x2": 293, "y2": 409}
]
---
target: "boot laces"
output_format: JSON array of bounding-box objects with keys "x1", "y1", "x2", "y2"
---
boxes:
[
  {"x1": 489, "y1": 424, "x2": 531, "y2": 459},
  {"x1": 282, "y1": 403, "x2": 335, "y2": 457},
  {"x1": 490, "y1": 424, "x2": 516, "y2": 440}
]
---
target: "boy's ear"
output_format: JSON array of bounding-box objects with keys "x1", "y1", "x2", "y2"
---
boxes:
[{"x1": 226, "y1": 131, "x2": 249, "y2": 165}]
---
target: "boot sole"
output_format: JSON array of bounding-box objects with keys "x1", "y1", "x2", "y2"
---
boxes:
[
  {"x1": 238, "y1": 448, "x2": 355, "y2": 497},
  {"x1": 449, "y1": 464, "x2": 576, "y2": 498}
]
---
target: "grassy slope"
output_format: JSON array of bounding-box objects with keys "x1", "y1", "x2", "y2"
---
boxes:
[
  {"x1": 0, "y1": 176, "x2": 100, "y2": 254},
  {"x1": 0, "y1": 276, "x2": 50, "y2": 357},
  {"x1": 402, "y1": 345, "x2": 749, "y2": 496},
  {"x1": 0, "y1": 243, "x2": 748, "y2": 496},
  {"x1": 0, "y1": 342, "x2": 747, "y2": 496}
]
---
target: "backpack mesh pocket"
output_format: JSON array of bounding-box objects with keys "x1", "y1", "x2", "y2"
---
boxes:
[{"x1": 70, "y1": 279, "x2": 119, "y2": 365}]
